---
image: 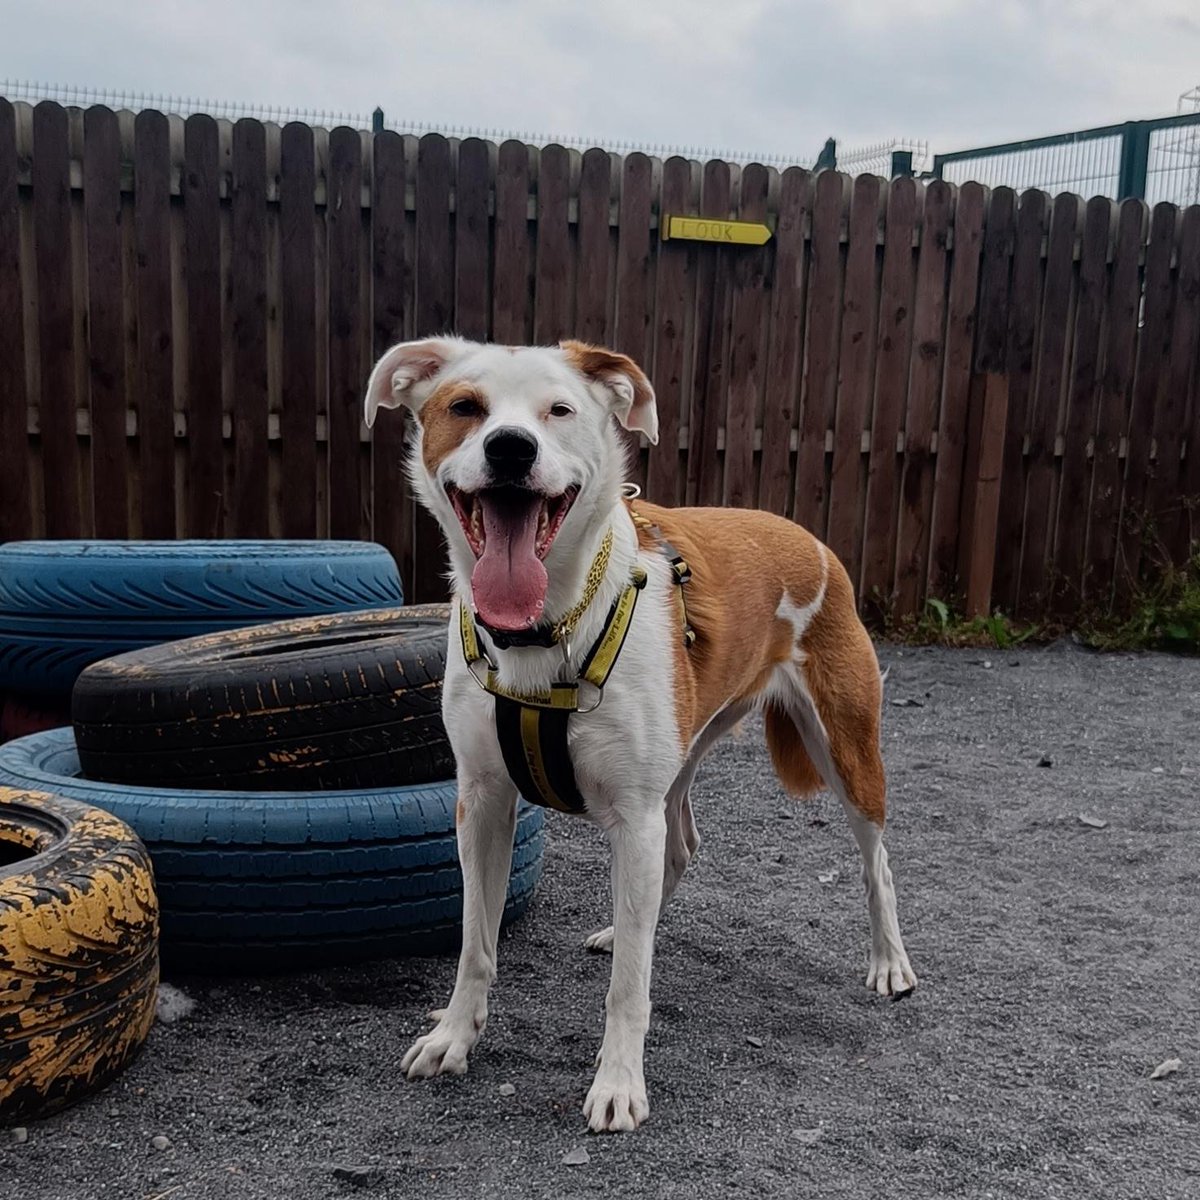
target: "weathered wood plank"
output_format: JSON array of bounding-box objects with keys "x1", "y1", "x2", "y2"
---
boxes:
[
  {"x1": 1118, "y1": 202, "x2": 1178, "y2": 600},
  {"x1": 828, "y1": 173, "x2": 884, "y2": 592},
  {"x1": 688, "y1": 159, "x2": 733, "y2": 507},
  {"x1": 371, "y1": 130, "x2": 413, "y2": 589},
  {"x1": 990, "y1": 189, "x2": 1048, "y2": 611},
  {"x1": 455, "y1": 137, "x2": 490, "y2": 340},
  {"x1": 326, "y1": 125, "x2": 364, "y2": 540},
  {"x1": 794, "y1": 169, "x2": 849, "y2": 538},
  {"x1": 1017, "y1": 192, "x2": 1080, "y2": 613},
  {"x1": 492, "y1": 140, "x2": 531, "y2": 345},
  {"x1": 723, "y1": 163, "x2": 771, "y2": 510},
  {"x1": 575, "y1": 148, "x2": 611, "y2": 346},
  {"x1": 646, "y1": 156, "x2": 691, "y2": 505},
  {"x1": 758, "y1": 166, "x2": 811, "y2": 518},
  {"x1": 82, "y1": 105, "x2": 129, "y2": 538},
  {"x1": 279, "y1": 121, "x2": 317, "y2": 539},
  {"x1": 894, "y1": 179, "x2": 951, "y2": 616},
  {"x1": 33, "y1": 101, "x2": 82, "y2": 536},
  {"x1": 183, "y1": 114, "x2": 224, "y2": 538},
  {"x1": 1053, "y1": 195, "x2": 1112, "y2": 609},
  {"x1": 534, "y1": 144, "x2": 572, "y2": 344},
  {"x1": 229, "y1": 118, "x2": 268, "y2": 537},
  {"x1": 0, "y1": 99, "x2": 28, "y2": 541},
  {"x1": 861, "y1": 177, "x2": 919, "y2": 614},
  {"x1": 1086, "y1": 200, "x2": 1146, "y2": 606}
]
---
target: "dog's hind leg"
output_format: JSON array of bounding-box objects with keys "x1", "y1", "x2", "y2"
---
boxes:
[
  {"x1": 401, "y1": 770, "x2": 519, "y2": 1077},
  {"x1": 773, "y1": 559, "x2": 916, "y2": 998}
]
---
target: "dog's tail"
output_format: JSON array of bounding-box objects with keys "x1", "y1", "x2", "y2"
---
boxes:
[{"x1": 763, "y1": 704, "x2": 825, "y2": 798}]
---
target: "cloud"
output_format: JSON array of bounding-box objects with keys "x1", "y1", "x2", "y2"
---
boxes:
[{"x1": 3, "y1": 0, "x2": 1198, "y2": 161}]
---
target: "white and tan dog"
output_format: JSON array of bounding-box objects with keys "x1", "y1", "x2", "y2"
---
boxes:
[{"x1": 363, "y1": 338, "x2": 916, "y2": 1133}]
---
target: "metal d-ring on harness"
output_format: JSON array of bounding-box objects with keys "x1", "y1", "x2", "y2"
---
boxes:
[{"x1": 458, "y1": 499, "x2": 694, "y2": 814}]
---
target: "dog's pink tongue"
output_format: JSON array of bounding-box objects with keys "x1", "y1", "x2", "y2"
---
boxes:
[{"x1": 471, "y1": 492, "x2": 548, "y2": 631}]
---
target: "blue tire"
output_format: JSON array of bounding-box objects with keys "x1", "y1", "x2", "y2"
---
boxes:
[
  {"x1": 0, "y1": 729, "x2": 543, "y2": 972},
  {"x1": 0, "y1": 540, "x2": 404, "y2": 696}
]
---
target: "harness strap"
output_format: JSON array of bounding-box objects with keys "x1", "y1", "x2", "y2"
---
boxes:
[
  {"x1": 628, "y1": 509, "x2": 696, "y2": 648},
  {"x1": 460, "y1": 568, "x2": 646, "y2": 812}
]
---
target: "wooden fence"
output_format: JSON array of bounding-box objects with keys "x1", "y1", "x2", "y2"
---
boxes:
[{"x1": 1, "y1": 98, "x2": 1198, "y2": 615}]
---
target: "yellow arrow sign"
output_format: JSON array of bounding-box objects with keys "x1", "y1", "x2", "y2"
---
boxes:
[{"x1": 661, "y1": 215, "x2": 772, "y2": 245}]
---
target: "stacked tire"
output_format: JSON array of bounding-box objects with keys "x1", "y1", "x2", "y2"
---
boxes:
[
  {"x1": 0, "y1": 540, "x2": 407, "y2": 741},
  {"x1": 0, "y1": 603, "x2": 544, "y2": 974}
]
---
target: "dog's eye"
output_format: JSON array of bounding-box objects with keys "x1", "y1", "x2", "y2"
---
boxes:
[
  {"x1": 549, "y1": 402, "x2": 574, "y2": 418},
  {"x1": 450, "y1": 396, "x2": 483, "y2": 418}
]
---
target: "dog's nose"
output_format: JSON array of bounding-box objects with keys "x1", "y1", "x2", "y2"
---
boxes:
[{"x1": 483, "y1": 427, "x2": 538, "y2": 482}]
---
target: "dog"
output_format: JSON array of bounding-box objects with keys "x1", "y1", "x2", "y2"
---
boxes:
[{"x1": 363, "y1": 338, "x2": 916, "y2": 1132}]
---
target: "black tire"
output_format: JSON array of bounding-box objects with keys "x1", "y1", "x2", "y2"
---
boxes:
[
  {"x1": 0, "y1": 540, "x2": 405, "y2": 697},
  {"x1": 0, "y1": 729, "x2": 543, "y2": 973},
  {"x1": 1, "y1": 785, "x2": 159, "y2": 1123},
  {"x1": 72, "y1": 605, "x2": 455, "y2": 792}
]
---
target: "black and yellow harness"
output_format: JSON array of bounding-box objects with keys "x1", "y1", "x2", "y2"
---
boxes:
[{"x1": 459, "y1": 514, "x2": 694, "y2": 814}]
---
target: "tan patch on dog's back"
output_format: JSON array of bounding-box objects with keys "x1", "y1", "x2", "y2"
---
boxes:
[
  {"x1": 629, "y1": 503, "x2": 826, "y2": 747},
  {"x1": 420, "y1": 381, "x2": 487, "y2": 474}
]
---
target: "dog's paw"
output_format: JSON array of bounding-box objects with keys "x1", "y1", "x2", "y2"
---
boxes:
[
  {"x1": 583, "y1": 925, "x2": 615, "y2": 954},
  {"x1": 866, "y1": 949, "x2": 917, "y2": 999},
  {"x1": 400, "y1": 1014, "x2": 482, "y2": 1080},
  {"x1": 583, "y1": 1063, "x2": 649, "y2": 1133}
]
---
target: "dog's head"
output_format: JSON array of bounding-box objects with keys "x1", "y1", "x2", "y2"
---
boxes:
[{"x1": 364, "y1": 339, "x2": 657, "y2": 632}]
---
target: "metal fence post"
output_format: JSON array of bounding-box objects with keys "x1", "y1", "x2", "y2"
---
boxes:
[
  {"x1": 372, "y1": 107, "x2": 385, "y2": 134},
  {"x1": 890, "y1": 150, "x2": 913, "y2": 179},
  {"x1": 1117, "y1": 121, "x2": 1151, "y2": 200}
]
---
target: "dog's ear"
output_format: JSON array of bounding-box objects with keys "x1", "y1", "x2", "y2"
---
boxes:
[
  {"x1": 363, "y1": 338, "x2": 467, "y2": 429},
  {"x1": 560, "y1": 341, "x2": 659, "y2": 445}
]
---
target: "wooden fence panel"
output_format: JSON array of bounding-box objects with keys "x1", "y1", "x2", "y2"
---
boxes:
[
  {"x1": 1017, "y1": 193, "x2": 1080, "y2": 612},
  {"x1": 455, "y1": 138, "x2": 491, "y2": 341},
  {"x1": 326, "y1": 126, "x2": 364, "y2": 541},
  {"x1": 991, "y1": 189, "x2": 1048, "y2": 611},
  {"x1": 33, "y1": 101, "x2": 81, "y2": 537},
  {"x1": 828, "y1": 174, "x2": 885, "y2": 590},
  {"x1": 1119, "y1": 202, "x2": 1178, "y2": 598},
  {"x1": 723, "y1": 162, "x2": 770, "y2": 510},
  {"x1": 861, "y1": 177, "x2": 919, "y2": 612},
  {"x1": 758, "y1": 166, "x2": 810, "y2": 519},
  {"x1": 534, "y1": 144, "x2": 572, "y2": 344},
  {"x1": 371, "y1": 129, "x2": 413, "y2": 587},
  {"x1": 279, "y1": 121, "x2": 318, "y2": 539},
  {"x1": 82, "y1": 106, "x2": 128, "y2": 538},
  {"x1": 894, "y1": 181, "x2": 951, "y2": 615},
  {"x1": 9, "y1": 98, "x2": 1200, "y2": 620},
  {"x1": 646, "y1": 156, "x2": 692, "y2": 505},
  {"x1": 1087, "y1": 200, "x2": 1146, "y2": 604},
  {"x1": 1054, "y1": 195, "x2": 1112, "y2": 607},
  {"x1": 134, "y1": 110, "x2": 176, "y2": 538},
  {"x1": 412, "y1": 133, "x2": 454, "y2": 600},
  {"x1": 615, "y1": 153, "x2": 655, "y2": 487},
  {"x1": 956, "y1": 187, "x2": 1015, "y2": 612},
  {"x1": 1150, "y1": 204, "x2": 1200, "y2": 560},
  {"x1": 576, "y1": 148, "x2": 611, "y2": 346},
  {"x1": 794, "y1": 169, "x2": 848, "y2": 537},
  {"x1": 230, "y1": 118, "x2": 269, "y2": 537},
  {"x1": 0, "y1": 99, "x2": 28, "y2": 542},
  {"x1": 492, "y1": 140, "x2": 530, "y2": 344},
  {"x1": 688, "y1": 158, "x2": 732, "y2": 507},
  {"x1": 927, "y1": 181, "x2": 987, "y2": 600},
  {"x1": 183, "y1": 114, "x2": 225, "y2": 539}
]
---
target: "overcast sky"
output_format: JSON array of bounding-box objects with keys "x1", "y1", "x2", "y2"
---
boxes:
[{"x1": 4, "y1": 1, "x2": 1199, "y2": 161}]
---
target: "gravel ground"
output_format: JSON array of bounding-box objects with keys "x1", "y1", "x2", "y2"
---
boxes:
[{"x1": 3, "y1": 642, "x2": 1198, "y2": 1200}]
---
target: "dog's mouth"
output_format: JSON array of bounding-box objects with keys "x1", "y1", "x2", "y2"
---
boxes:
[{"x1": 446, "y1": 485, "x2": 578, "y2": 631}]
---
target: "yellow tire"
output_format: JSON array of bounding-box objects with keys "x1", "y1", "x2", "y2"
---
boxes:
[{"x1": 0, "y1": 785, "x2": 159, "y2": 1123}]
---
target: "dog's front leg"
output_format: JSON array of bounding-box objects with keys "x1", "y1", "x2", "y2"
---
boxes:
[
  {"x1": 401, "y1": 772, "x2": 518, "y2": 1079},
  {"x1": 584, "y1": 802, "x2": 667, "y2": 1132}
]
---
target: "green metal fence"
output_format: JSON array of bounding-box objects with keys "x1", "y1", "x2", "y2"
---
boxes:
[{"x1": 933, "y1": 111, "x2": 1200, "y2": 205}]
